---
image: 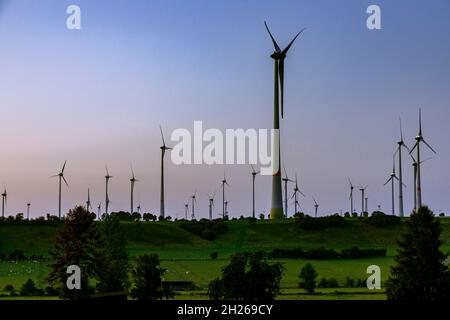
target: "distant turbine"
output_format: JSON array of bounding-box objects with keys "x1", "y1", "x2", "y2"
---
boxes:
[
  {"x1": 225, "y1": 200, "x2": 230, "y2": 217},
  {"x1": 313, "y1": 197, "x2": 319, "y2": 217},
  {"x1": 365, "y1": 197, "x2": 369, "y2": 213},
  {"x1": 86, "y1": 188, "x2": 92, "y2": 213},
  {"x1": 184, "y1": 201, "x2": 189, "y2": 220},
  {"x1": 282, "y1": 165, "x2": 294, "y2": 218},
  {"x1": 250, "y1": 165, "x2": 260, "y2": 218},
  {"x1": 97, "y1": 203, "x2": 101, "y2": 220},
  {"x1": 291, "y1": 173, "x2": 305, "y2": 215},
  {"x1": 410, "y1": 108, "x2": 436, "y2": 208},
  {"x1": 410, "y1": 154, "x2": 431, "y2": 212},
  {"x1": 384, "y1": 160, "x2": 399, "y2": 215},
  {"x1": 1, "y1": 187, "x2": 7, "y2": 218},
  {"x1": 191, "y1": 191, "x2": 197, "y2": 220},
  {"x1": 359, "y1": 185, "x2": 368, "y2": 216},
  {"x1": 394, "y1": 118, "x2": 410, "y2": 217},
  {"x1": 137, "y1": 203, "x2": 141, "y2": 214},
  {"x1": 27, "y1": 203, "x2": 31, "y2": 220},
  {"x1": 159, "y1": 125, "x2": 172, "y2": 218},
  {"x1": 264, "y1": 21, "x2": 305, "y2": 219},
  {"x1": 52, "y1": 161, "x2": 68, "y2": 218},
  {"x1": 130, "y1": 165, "x2": 139, "y2": 214},
  {"x1": 208, "y1": 190, "x2": 217, "y2": 220},
  {"x1": 105, "y1": 166, "x2": 113, "y2": 215},
  {"x1": 221, "y1": 172, "x2": 230, "y2": 219},
  {"x1": 348, "y1": 178, "x2": 354, "y2": 215}
]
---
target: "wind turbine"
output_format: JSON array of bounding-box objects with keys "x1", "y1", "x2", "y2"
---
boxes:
[
  {"x1": 221, "y1": 171, "x2": 230, "y2": 219},
  {"x1": 410, "y1": 108, "x2": 436, "y2": 208},
  {"x1": 313, "y1": 197, "x2": 319, "y2": 217},
  {"x1": 291, "y1": 173, "x2": 305, "y2": 215},
  {"x1": 97, "y1": 203, "x2": 101, "y2": 220},
  {"x1": 394, "y1": 118, "x2": 410, "y2": 217},
  {"x1": 137, "y1": 203, "x2": 141, "y2": 214},
  {"x1": 224, "y1": 200, "x2": 230, "y2": 217},
  {"x1": 359, "y1": 185, "x2": 368, "y2": 216},
  {"x1": 191, "y1": 191, "x2": 197, "y2": 220},
  {"x1": 208, "y1": 190, "x2": 217, "y2": 220},
  {"x1": 52, "y1": 161, "x2": 68, "y2": 218},
  {"x1": 86, "y1": 188, "x2": 92, "y2": 213},
  {"x1": 264, "y1": 21, "x2": 305, "y2": 219},
  {"x1": 184, "y1": 201, "x2": 189, "y2": 220},
  {"x1": 1, "y1": 187, "x2": 7, "y2": 218},
  {"x1": 348, "y1": 178, "x2": 354, "y2": 215},
  {"x1": 26, "y1": 203, "x2": 31, "y2": 220},
  {"x1": 130, "y1": 165, "x2": 138, "y2": 214},
  {"x1": 282, "y1": 165, "x2": 294, "y2": 218},
  {"x1": 384, "y1": 160, "x2": 399, "y2": 215},
  {"x1": 105, "y1": 166, "x2": 113, "y2": 215},
  {"x1": 159, "y1": 125, "x2": 172, "y2": 218},
  {"x1": 411, "y1": 154, "x2": 431, "y2": 212},
  {"x1": 250, "y1": 165, "x2": 260, "y2": 218}
]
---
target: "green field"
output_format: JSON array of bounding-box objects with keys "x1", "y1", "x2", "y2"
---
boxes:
[{"x1": 1, "y1": 218, "x2": 450, "y2": 300}]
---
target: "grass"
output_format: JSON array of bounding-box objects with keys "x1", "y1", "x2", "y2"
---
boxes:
[{"x1": 1, "y1": 217, "x2": 450, "y2": 300}]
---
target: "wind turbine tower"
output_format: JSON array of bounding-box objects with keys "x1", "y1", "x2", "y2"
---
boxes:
[
  {"x1": 27, "y1": 203, "x2": 31, "y2": 220},
  {"x1": 52, "y1": 161, "x2": 68, "y2": 218},
  {"x1": 1, "y1": 188, "x2": 7, "y2": 218},
  {"x1": 130, "y1": 165, "x2": 138, "y2": 214},
  {"x1": 348, "y1": 178, "x2": 354, "y2": 215},
  {"x1": 105, "y1": 166, "x2": 113, "y2": 215},
  {"x1": 264, "y1": 21, "x2": 305, "y2": 219},
  {"x1": 282, "y1": 166, "x2": 294, "y2": 218},
  {"x1": 221, "y1": 172, "x2": 229, "y2": 219},
  {"x1": 384, "y1": 161, "x2": 399, "y2": 216},
  {"x1": 313, "y1": 197, "x2": 319, "y2": 217},
  {"x1": 159, "y1": 125, "x2": 172, "y2": 218},
  {"x1": 410, "y1": 108, "x2": 436, "y2": 208},
  {"x1": 395, "y1": 118, "x2": 410, "y2": 217},
  {"x1": 251, "y1": 165, "x2": 260, "y2": 219}
]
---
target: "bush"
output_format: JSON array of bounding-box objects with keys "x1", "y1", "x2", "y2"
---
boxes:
[
  {"x1": 45, "y1": 286, "x2": 59, "y2": 296},
  {"x1": 20, "y1": 279, "x2": 44, "y2": 296},
  {"x1": 295, "y1": 214, "x2": 346, "y2": 230},
  {"x1": 207, "y1": 278, "x2": 224, "y2": 300},
  {"x1": 340, "y1": 247, "x2": 387, "y2": 259},
  {"x1": 3, "y1": 284, "x2": 15, "y2": 292},
  {"x1": 317, "y1": 278, "x2": 339, "y2": 288},
  {"x1": 210, "y1": 252, "x2": 218, "y2": 260},
  {"x1": 8, "y1": 249, "x2": 27, "y2": 261},
  {"x1": 345, "y1": 277, "x2": 355, "y2": 288},
  {"x1": 363, "y1": 211, "x2": 401, "y2": 227},
  {"x1": 180, "y1": 220, "x2": 228, "y2": 240},
  {"x1": 304, "y1": 247, "x2": 339, "y2": 260}
]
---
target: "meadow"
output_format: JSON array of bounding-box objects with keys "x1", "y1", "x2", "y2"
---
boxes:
[{"x1": 1, "y1": 217, "x2": 450, "y2": 300}]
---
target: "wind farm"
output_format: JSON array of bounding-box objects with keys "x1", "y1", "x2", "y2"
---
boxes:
[{"x1": 0, "y1": 1, "x2": 449, "y2": 303}]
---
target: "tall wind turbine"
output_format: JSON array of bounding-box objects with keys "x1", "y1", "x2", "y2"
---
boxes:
[
  {"x1": 159, "y1": 125, "x2": 172, "y2": 218},
  {"x1": 250, "y1": 165, "x2": 260, "y2": 219},
  {"x1": 313, "y1": 197, "x2": 319, "y2": 217},
  {"x1": 184, "y1": 201, "x2": 189, "y2": 220},
  {"x1": 191, "y1": 191, "x2": 197, "y2": 220},
  {"x1": 208, "y1": 190, "x2": 217, "y2": 220},
  {"x1": 1, "y1": 188, "x2": 7, "y2": 218},
  {"x1": 86, "y1": 188, "x2": 92, "y2": 213},
  {"x1": 105, "y1": 166, "x2": 113, "y2": 215},
  {"x1": 359, "y1": 185, "x2": 368, "y2": 216},
  {"x1": 264, "y1": 21, "x2": 305, "y2": 219},
  {"x1": 137, "y1": 203, "x2": 141, "y2": 214},
  {"x1": 411, "y1": 154, "x2": 431, "y2": 212},
  {"x1": 384, "y1": 161, "x2": 399, "y2": 215},
  {"x1": 52, "y1": 161, "x2": 68, "y2": 218},
  {"x1": 221, "y1": 172, "x2": 230, "y2": 219},
  {"x1": 130, "y1": 165, "x2": 138, "y2": 214},
  {"x1": 410, "y1": 108, "x2": 436, "y2": 208},
  {"x1": 348, "y1": 178, "x2": 354, "y2": 215},
  {"x1": 282, "y1": 165, "x2": 294, "y2": 218},
  {"x1": 395, "y1": 118, "x2": 410, "y2": 217},
  {"x1": 291, "y1": 173, "x2": 305, "y2": 215}
]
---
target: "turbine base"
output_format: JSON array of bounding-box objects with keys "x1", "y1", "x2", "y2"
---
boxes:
[{"x1": 270, "y1": 207, "x2": 284, "y2": 220}]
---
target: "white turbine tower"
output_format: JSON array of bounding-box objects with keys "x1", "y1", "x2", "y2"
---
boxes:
[
  {"x1": 250, "y1": 165, "x2": 260, "y2": 219},
  {"x1": 394, "y1": 118, "x2": 410, "y2": 217},
  {"x1": 105, "y1": 166, "x2": 113, "y2": 215},
  {"x1": 282, "y1": 165, "x2": 294, "y2": 218},
  {"x1": 97, "y1": 203, "x2": 101, "y2": 220},
  {"x1": 313, "y1": 197, "x2": 319, "y2": 217},
  {"x1": 52, "y1": 161, "x2": 68, "y2": 218},
  {"x1": 130, "y1": 165, "x2": 138, "y2": 214},
  {"x1": 191, "y1": 191, "x2": 197, "y2": 221},
  {"x1": 221, "y1": 172, "x2": 230, "y2": 219},
  {"x1": 410, "y1": 108, "x2": 436, "y2": 209},
  {"x1": 1, "y1": 187, "x2": 7, "y2": 218},
  {"x1": 291, "y1": 173, "x2": 305, "y2": 215},
  {"x1": 359, "y1": 185, "x2": 368, "y2": 216},
  {"x1": 384, "y1": 160, "x2": 399, "y2": 216},
  {"x1": 86, "y1": 188, "x2": 92, "y2": 213},
  {"x1": 159, "y1": 125, "x2": 172, "y2": 218},
  {"x1": 348, "y1": 178, "x2": 354, "y2": 215}
]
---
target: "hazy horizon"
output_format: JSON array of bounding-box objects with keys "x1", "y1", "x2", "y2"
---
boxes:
[{"x1": 1, "y1": 0, "x2": 450, "y2": 218}]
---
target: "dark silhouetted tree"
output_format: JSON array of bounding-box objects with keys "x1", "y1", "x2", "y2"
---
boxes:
[
  {"x1": 299, "y1": 263, "x2": 318, "y2": 294},
  {"x1": 130, "y1": 254, "x2": 169, "y2": 300},
  {"x1": 386, "y1": 206, "x2": 450, "y2": 300}
]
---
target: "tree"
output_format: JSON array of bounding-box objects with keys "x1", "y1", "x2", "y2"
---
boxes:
[
  {"x1": 46, "y1": 206, "x2": 104, "y2": 300},
  {"x1": 299, "y1": 263, "x2": 318, "y2": 294},
  {"x1": 207, "y1": 278, "x2": 224, "y2": 300},
  {"x1": 96, "y1": 215, "x2": 129, "y2": 293},
  {"x1": 130, "y1": 254, "x2": 169, "y2": 300},
  {"x1": 20, "y1": 279, "x2": 44, "y2": 296},
  {"x1": 212, "y1": 252, "x2": 284, "y2": 300},
  {"x1": 386, "y1": 206, "x2": 450, "y2": 300}
]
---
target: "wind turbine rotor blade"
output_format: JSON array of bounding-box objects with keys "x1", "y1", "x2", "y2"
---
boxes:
[
  {"x1": 419, "y1": 108, "x2": 422, "y2": 136},
  {"x1": 264, "y1": 21, "x2": 280, "y2": 52},
  {"x1": 279, "y1": 58, "x2": 285, "y2": 118},
  {"x1": 399, "y1": 117, "x2": 404, "y2": 141},
  {"x1": 409, "y1": 142, "x2": 418, "y2": 155},
  {"x1": 62, "y1": 160, "x2": 67, "y2": 173},
  {"x1": 159, "y1": 125, "x2": 166, "y2": 146},
  {"x1": 281, "y1": 28, "x2": 306, "y2": 55},
  {"x1": 62, "y1": 176, "x2": 69, "y2": 188},
  {"x1": 422, "y1": 139, "x2": 437, "y2": 154}
]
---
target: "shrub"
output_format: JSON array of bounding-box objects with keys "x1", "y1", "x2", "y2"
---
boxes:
[
  {"x1": 45, "y1": 286, "x2": 59, "y2": 296},
  {"x1": 3, "y1": 284, "x2": 15, "y2": 292},
  {"x1": 317, "y1": 278, "x2": 339, "y2": 288},
  {"x1": 340, "y1": 247, "x2": 387, "y2": 259},
  {"x1": 303, "y1": 247, "x2": 339, "y2": 260},
  {"x1": 180, "y1": 220, "x2": 228, "y2": 240},
  {"x1": 8, "y1": 249, "x2": 27, "y2": 261},
  {"x1": 345, "y1": 277, "x2": 355, "y2": 288},
  {"x1": 363, "y1": 211, "x2": 401, "y2": 227},
  {"x1": 295, "y1": 214, "x2": 346, "y2": 230},
  {"x1": 20, "y1": 279, "x2": 44, "y2": 296},
  {"x1": 207, "y1": 278, "x2": 224, "y2": 300},
  {"x1": 299, "y1": 264, "x2": 318, "y2": 294},
  {"x1": 210, "y1": 252, "x2": 218, "y2": 260}
]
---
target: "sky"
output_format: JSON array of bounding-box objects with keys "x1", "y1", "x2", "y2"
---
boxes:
[{"x1": 0, "y1": 0, "x2": 449, "y2": 219}]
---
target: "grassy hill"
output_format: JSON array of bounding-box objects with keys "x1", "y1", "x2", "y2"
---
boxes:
[{"x1": 1, "y1": 217, "x2": 450, "y2": 298}]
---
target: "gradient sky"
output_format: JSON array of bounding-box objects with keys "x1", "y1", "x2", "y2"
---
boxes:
[{"x1": 0, "y1": 0, "x2": 449, "y2": 219}]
